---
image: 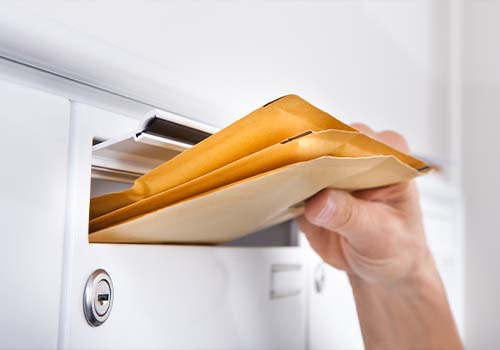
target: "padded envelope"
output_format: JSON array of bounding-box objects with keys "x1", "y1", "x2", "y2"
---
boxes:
[{"x1": 89, "y1": 95, "x2": 430, "y2": 244}]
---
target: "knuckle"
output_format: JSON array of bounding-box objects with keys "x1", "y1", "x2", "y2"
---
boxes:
[
  {"x1": 351, "y1": 122, "x2": 370, "y2": 130},
  {"x1": 352, "y1": 123, "x2": 376, "y2": 137},
  {"x1": 334, "y1": 193, "x2": 356, "y2": 230},
  {"x1": 379, "y1": 130, "x2": 403, "y2": 142},
  {"x1": 378, "y1": 130, "x2": 410, "y2": 152}
]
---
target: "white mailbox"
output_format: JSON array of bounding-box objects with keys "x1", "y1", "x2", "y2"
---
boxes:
[{"x1": 56, "y1": 101, "x2": 307, "y2": 349}]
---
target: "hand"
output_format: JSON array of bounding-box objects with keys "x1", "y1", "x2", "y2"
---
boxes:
[
  {"x1": 298, "y1": 123, "x2": 462, "y2": 350},
  {"x1": 298, "y1": 123, "x2": 428, "y2": 283}
]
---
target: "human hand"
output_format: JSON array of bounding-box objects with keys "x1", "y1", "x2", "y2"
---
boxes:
[
  {"x1": 298, "y1": 123, "x2": 429, "y2": 283},
  {"x1": 298, "y1": 123, "x2": 462, "y2": 349}
]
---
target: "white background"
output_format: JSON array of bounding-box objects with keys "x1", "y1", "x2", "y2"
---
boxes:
[{"x1": 5, "y1": 0, "x2": 453, "y2": 161}]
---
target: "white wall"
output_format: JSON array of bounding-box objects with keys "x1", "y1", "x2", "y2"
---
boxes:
[
  {"x1": 462, "y1": 0, "x2": 500, "y2": 347},
  {"x1": 10, "y1": 0, "x2": 452, "y2": 161}
]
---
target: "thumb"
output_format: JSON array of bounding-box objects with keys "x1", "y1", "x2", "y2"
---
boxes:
[{"x1": 304, "y1": 189, "x2": 382, "y2": 240}]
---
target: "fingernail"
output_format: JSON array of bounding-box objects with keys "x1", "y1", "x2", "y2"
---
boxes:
[{"x1": 313, "y1": 196, "x2": 336, "y2": 224}]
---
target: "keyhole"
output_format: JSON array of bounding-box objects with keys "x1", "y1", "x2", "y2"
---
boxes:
[{"x1": 98, "y1": 293, "x2": 109, "y2": 306}]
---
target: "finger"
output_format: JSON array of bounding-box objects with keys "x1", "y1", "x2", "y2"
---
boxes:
[
  {"x1": 351, "y1": 123, "x2": 410, "y2": 153},
  {"x1": 353, "y1": 182, "x2": 412, "y2": 203},
  {"x1": 296, "y1": 216, "x2": 351, "y2": 271},
  {"x1": 304, "y1": 189, "x2": 405, "y2": 260},
  {"x1": 296, "y1": 216, "x2": 328, "y2": 257},
  {"x1": 351, "y1": 123, "x2": 377, "y2": 138},
  {"x1": 377, "y1": 130, "x2": 410, "y2": 153},
  {"x1": 354, "y1": 182, "x2": 421, "y2": 219},
  {"x1": 304, "y1": 188, "x2": 386, "y2": 241}
]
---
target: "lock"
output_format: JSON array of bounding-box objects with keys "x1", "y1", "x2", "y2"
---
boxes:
[{"x1": 83, "y1": 269, "x2": 114, "y2": 327}]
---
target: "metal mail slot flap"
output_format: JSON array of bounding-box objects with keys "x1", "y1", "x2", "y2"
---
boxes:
[{"x1": 92, "y1": 109, "x2": 218, "y2": 183}]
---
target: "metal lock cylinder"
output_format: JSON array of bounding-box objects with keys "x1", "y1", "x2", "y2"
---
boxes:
[{"x1": 83, "y1": 269, "x2": 114, "y2": 326}]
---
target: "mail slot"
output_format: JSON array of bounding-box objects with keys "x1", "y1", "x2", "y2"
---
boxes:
[
  {"x1": 89, "y1": 108, "x2": 299, "y2": 247},
  {"x1": 91, "y1": 109, "x2": 216, "y2": 183}
]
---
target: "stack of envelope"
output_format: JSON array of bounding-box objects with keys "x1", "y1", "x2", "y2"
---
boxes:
[{"x1": 89, "y1": 95, "x2": 430, "y2": 244}]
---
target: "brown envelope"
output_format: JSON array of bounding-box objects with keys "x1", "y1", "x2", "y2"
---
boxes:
[
  {"x1": 89, "y1": 95, "x2": 430, "y2": 243},
  {"x1": 89, "y1": 95, "x2": 357, "y2": 220}
]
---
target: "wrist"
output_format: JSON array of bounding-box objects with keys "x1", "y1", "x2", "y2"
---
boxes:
[
  {"x1": 349, "y1": 248, "x2": 443, "y2": 302},
  {"x1": 348, "y1": 251, "x2": 462, "y2": 350},
  {"x1": 398, "y1": 247, "x2": 442, "y2": 294}
]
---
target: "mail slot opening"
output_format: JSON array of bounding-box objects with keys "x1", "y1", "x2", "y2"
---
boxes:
[
  {"x1": 87, "y1": 107, "x2": 305, "y2": 247},
  {"x1": 89, "y1": 177, "x2": 299, "y2": 247}
]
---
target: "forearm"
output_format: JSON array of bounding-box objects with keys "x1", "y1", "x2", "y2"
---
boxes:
[{"x1": 349, "y1": 254, "x2": 463, "y2": 350}]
